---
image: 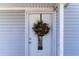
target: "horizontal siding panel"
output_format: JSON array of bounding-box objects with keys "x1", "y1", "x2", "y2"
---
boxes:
[
  {"x1": 0, "y1": 13, "x2": 24, "y2": 16},
  {"x1": 0, "y1": 27, "x2": 24, "y2": 30},
  {"x1": 0, "y1": 22, "x2": 24, "y2": 24},
  {"x1": 66, "y1": 6, "x2": 79, "y2": 9},
  {"x1": 0, "y1": 10, "x2": 25, "y2": 56},
  {"x1": 0, "y1": 16, "x2": 24, "y2": 19},
  {"x1": 65, "y1": 11, "x2": 79, "y2": 13},
  {"x1": 0, "y1": 19, "x2": 25, "y2": 21},
  {"x1": 64, "y1": 3, "x2": 79, "y2": 56},
  {"x1": 0, "y1": 10, "x2": 25, "y2": 13},
  {"x1": 0, "y1": 24, "x2": 24, "y2": 27}
]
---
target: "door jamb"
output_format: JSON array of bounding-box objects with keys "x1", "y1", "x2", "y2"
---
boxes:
[{"x1": 25, "y1": 11, "x2": 56, "y2": 56}]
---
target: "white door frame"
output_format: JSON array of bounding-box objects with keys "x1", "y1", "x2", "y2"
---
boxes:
[
  {"x1": 58, "y1": 4, "x2": 64, "y2": 56},
  {"x1": 25, "y1": 11, "x2": 57, "y2": 56}
]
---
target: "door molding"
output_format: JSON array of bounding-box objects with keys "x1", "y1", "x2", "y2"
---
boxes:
[{"x1": 25, "y1": 11, "x2": 56, "y2": 56}]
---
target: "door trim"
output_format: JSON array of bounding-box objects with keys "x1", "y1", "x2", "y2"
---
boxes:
[{"x1": 25, "y1": 11, "x2": 56, "y2": 56}]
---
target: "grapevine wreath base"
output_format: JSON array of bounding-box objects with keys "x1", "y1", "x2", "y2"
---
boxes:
[{"x1": 32, "y1": 14, "x2": 50, "y2": 50}]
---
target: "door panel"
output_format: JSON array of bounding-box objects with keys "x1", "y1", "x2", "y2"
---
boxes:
[{"x1": 28, "y1": 13, "x2": 52, "y2": 56}]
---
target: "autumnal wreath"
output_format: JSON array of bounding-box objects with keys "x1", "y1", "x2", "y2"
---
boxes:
[{"x1": 32, "y1": 20, "x2": 50, "y2": 37}]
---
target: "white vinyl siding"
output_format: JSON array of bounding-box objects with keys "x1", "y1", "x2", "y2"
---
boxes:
[
  {"x1": 0, "y1": 10, "x2": 25, "y2": 56},
  {"x1": 64, "y1": 4, "x2": 79, "y2": 56}
]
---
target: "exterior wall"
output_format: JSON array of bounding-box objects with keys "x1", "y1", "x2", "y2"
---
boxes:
[
  {"x1": 0, "y1": 10, "x2": 25, "y2": 56},
  {"x1": 64, "y1": 3, "x2": 79, "y2": 56}
]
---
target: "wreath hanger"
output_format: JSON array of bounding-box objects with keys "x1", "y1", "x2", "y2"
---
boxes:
[{"x1": 32, "y1": 13, "x2": 50, "y2": 50}]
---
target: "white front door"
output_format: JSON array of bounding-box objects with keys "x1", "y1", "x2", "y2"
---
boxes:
[{"x1": 28, "y1": 13, "x2": 54, "y2": 56}]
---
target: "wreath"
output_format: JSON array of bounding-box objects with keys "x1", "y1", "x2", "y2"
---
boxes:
[
  {"x1": 32, "y1": 20, "x2": 50, "y2": 37},
  {"x1": 32, "y1": 14, "x2": 50, "y2": 50}
]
